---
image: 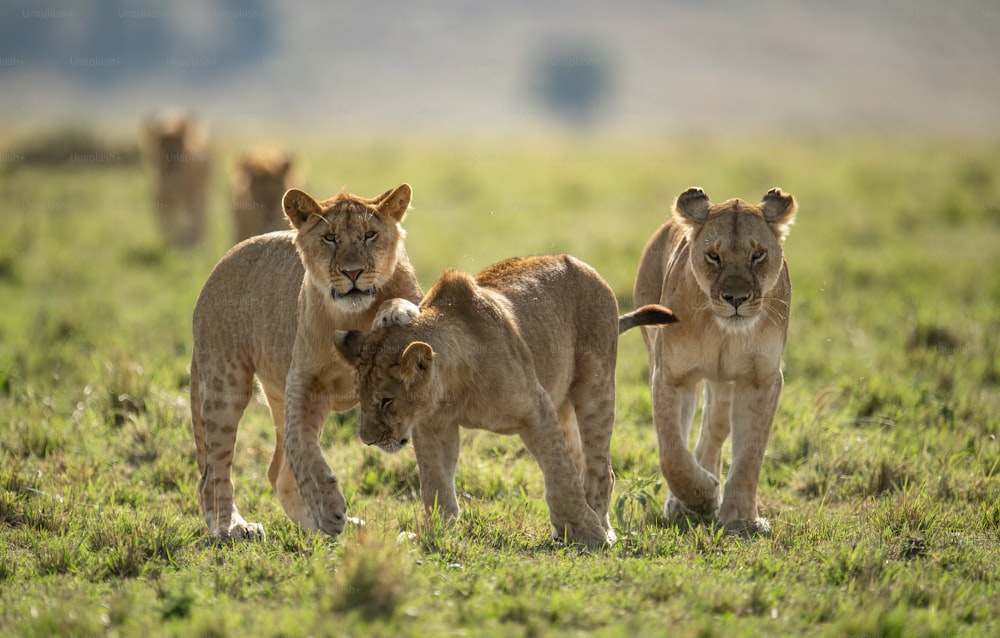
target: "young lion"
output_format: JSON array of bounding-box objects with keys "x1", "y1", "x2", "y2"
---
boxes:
[
  {"x1": 190, "y1": 184, "x2": 423, "y2": 540},
  {"x1": 633, "y1": 187, "x2": 797, "y2": 535},
  {"x1": 334, "y1": 255, "x2": 677, "y2": 546},
  {"x1": 230, "y1": 147, "x2": 299, "y2": 243},
  {"x1": 141, "y1": 109, "x2": 211, "y2": 246}
]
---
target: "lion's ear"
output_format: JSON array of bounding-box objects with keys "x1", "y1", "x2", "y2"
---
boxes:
[
  {"x1": 333, "y1": 330, "x2": 367, "y2": 368},
  {"x1": 760, "y1": 188, "x2": 797, "y2": 242},
  {"x1": 673, "y1": 187, "x2": 711, "y2": 225},
  {"x1": 378, "y1": 183, "x2": 413, "y2": 223},
  {"x1": 399, "y1": 341, "x2": 434, "y2": 388},
  {"x1": 282, "y1": 188, "x2": 322, "y2": 230}
]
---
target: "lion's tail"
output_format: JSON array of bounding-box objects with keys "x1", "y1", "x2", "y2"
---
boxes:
[{"x1": 618, "y1": 304, "x2": 678, "y2": 334}]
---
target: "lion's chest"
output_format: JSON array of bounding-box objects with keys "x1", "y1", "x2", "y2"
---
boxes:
[{"x1": 658, "y1": 323, "x2": 772, "y2": 385}]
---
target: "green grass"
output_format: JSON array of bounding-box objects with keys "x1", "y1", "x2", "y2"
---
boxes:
[{"x1": 1, "y1": 132, "x2": 999, "y2": 636}]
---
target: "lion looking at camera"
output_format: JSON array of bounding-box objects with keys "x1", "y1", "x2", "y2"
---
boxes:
[
  {"x1": 633, "y1": 187, "x2": 797, "y2": 534},
  {"x1": 190, "y1": 184, "x2": 423, "y2": 540}
]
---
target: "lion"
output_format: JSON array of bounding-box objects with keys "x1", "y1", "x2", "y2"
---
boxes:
[
  {"x1": 190, "y1": 183, "x2": 423, "y2": 539},
  {"x1": 142, "y1": 109, "x2": 211, "y2": 246},
  {"x1": 231, "y1": 147, "x2": 299, "y2": 243},
  {"x1": 633, "y1": 186, "x2": 797, "y2": 535},
  {"x1": 333, "y1": 255, "x2": 677, "y2": 547}
]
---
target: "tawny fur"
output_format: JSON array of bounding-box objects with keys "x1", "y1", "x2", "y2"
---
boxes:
[
  {"x1": 190, "y1": 184, "x2": 422, "y2": 540},
  {"x1": 142, "y1": 109, "x2": 211, "y2": 246},
  {"x1": 230, "y1": 147, "x2": 299, "y2": 243},
  {"x1": 334, "y1": 255, "x2": 676, "y2": 547},
  {"x1": 633, "y1": 187, "x2": 796, "y2": 535}
]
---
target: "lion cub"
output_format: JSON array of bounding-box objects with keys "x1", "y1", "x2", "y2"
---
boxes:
[
  {"x1": 142, "y1": 109, "x2": 210, "y2": 246},
  {"x1": 191, "y1": 184, "x2": 423, "y2": 540},
  {"x1": 634, "y1": 187, "x2": 797, "y2": 534},
  {"x1": 335, "y1": 255, "x2": 676, "y2": 546},
  {"x1": 230, "y1": 147, "x2": 299, "y2": 243}
]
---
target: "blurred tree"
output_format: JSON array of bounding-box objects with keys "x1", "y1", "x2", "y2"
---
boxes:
[{"x1": 530, "y1": 40, "x2": 615, "y2": 128}]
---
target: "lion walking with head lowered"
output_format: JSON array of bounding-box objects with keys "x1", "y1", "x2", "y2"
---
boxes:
[
  {"x1": 634, "y1": 187, "x2": 797, "y2": 534},
  {"x1": 334, "y1": 255, "x2": 676, "y2": 547}
]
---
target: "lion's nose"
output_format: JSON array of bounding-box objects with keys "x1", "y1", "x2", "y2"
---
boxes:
[
  {"x1": 721, "y1": 291, "x2": 751, "y2": 309},
  {"x1": 342, "y1": 269, "x2": 363, "y2": 283}
]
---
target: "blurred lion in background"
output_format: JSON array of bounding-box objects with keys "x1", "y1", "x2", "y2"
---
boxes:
[
  {"x1": 230, "y1": 147, "x2": 299, "y2": 243},
  {"x1": 142, "y1": 109, "x2": 211, "y2": 246}
]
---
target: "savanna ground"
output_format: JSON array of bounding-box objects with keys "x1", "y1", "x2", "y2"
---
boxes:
[{"x1": 1, "y1": 131, "x2": 998, "y2": 637}]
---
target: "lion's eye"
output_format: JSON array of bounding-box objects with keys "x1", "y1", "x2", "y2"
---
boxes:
[
  {"x1": 363, "y1": 230, "x2": 377, "y2": 242},
  {"x1": 379, "y1": 397, "x2": 393, "y2": 411},
  {"x1": 322, "y1": 233, "x2": 339, "y2": 245},
  {"x1": 751, "y1": 250, "x2": 767, "y2": 264},
  {"x1": 705, "y1": 252, "x2": 721, "y2": 265}
]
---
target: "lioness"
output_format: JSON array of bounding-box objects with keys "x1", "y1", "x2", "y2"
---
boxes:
[
  {"x1": 633, "y1": 187, "x2": 796, "y2": 534},
  {"x1": 142, "y1": 109, "x2": 210, "y2": 246},
  {"x1": 190, "y1": 184, "x2": 423, "y2": 539},
  {"x1": 231, "y1": 147, "x2": 299, "y2": 243},
  {"x1": 334, "y1": 255, "x2": 677, "y2": 546}
]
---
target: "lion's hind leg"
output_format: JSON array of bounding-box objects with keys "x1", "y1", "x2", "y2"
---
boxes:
[
  {"x1": 557, "y1": 400, "x2": 585, "y2": 478},
  {"x1": 193, "y1": 357, "x2": 263, "y2": 540},
  {"x1": 565, "y1": 360, "x2": 617, "y2": 538},
  {"x1": 520, "y1": 386, "x2": 608, "y2": 547}
]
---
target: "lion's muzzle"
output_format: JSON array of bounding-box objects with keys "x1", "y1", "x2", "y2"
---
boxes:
[
  {"x1": 718, "y1": 275, "x2": 753, "y2": 310},
  {"x1": 332, "y1": 285, "x2": 376, "y2": 300},
  {"x1": 358, "y1": 413, "x2": 410, "y2": 453}
]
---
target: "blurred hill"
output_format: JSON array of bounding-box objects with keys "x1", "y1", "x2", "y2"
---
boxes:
[{"x1": 1, "y1": 0, "x2": 998, "y2": 137}]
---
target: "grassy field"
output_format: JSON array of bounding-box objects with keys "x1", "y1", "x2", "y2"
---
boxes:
[{"x1": 1, "y1": 132, "x2": 999, "y2": 637}]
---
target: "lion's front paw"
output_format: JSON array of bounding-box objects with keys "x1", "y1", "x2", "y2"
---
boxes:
[
  {"x1": 721, "y1": 517, "x2": 771, "y2": 537},
  {"x1": 552, "y1": 513, "x2": 612, "y2": 549},
  {"x1": 215, "y1": 514, "x2": 266, "y2": 542},
  {"x1": 664, "y1": 495, "x2": 695, "y2": 520},
  {"x1": 664, "y1": 494, "x2": 718, "y2": 522},
  {"x1": 300, "y1": 474, "x2": 347, "y2": 536},
  {"x1": 373, "y1": 298, "x2": 420, "y2": 329},
  {"x1": 664, "y1": 471, "x2": 721, "y2": 520}
]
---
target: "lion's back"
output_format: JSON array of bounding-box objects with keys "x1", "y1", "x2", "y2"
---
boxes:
[
  {"x1": 478, "y1": 254, "x2": 617, "y2": 323},
  {"x1": 474, "y1": 255, "x2": 620, "y2": 382}
]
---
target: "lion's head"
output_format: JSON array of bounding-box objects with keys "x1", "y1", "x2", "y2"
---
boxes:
[
  {"x1": 673, "y1": 187, "x2": 796, "y2": 329},
  {"x1": 143, "y1": 110, "x2": 207, "y2": 169},
  {"x1": 334, "y1": 319, "x2": 439, "y2": 453},
  {"x1": 283, "y1": 184, "x2": 412, "y2": 313}
]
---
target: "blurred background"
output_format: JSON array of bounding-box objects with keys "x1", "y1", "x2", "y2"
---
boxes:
[{"x1": 2, "y1": 0, "x2": 998, "y2": 138}]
